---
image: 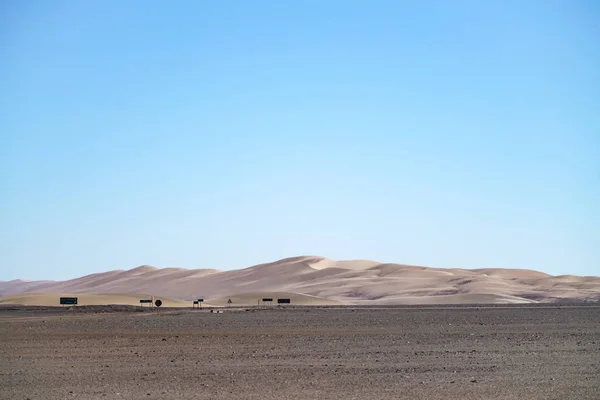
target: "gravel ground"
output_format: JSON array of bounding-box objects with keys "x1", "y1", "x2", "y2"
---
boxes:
[{"x1": 1, "y1": 306, "x2": 599, "y2": 399}]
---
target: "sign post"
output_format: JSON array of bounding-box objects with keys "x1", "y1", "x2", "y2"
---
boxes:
[
  {"x1": 60, "y1": 297, "x2": 78, "y2": 315},
  {"x1": 140, "y1": 299, "x2": 153, "y2": 310},
  {"x1": 262, "y1": 298, "x2": 273, "y2": 308}
]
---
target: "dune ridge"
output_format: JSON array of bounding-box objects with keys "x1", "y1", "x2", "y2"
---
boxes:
[{"x1": 1, "y1": 256, "x2": 599, "y2": 306}]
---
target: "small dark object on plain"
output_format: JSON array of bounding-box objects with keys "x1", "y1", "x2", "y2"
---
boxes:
[{"x1": 155, "y1": 299, "x2": 162, "y2": 307}]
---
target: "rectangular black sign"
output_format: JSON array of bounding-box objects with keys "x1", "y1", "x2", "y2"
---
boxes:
[
  {"x1": 139, "y1": 299, "x2": 153, "y2": 304},
  {"x1": 60, "y1": 297, "x2": 78, "y2": 305},
  {"x1": 193, "y1": 301, "x2": 199, "y2": 305},
  {"x1": 262, "y1": 298, "x2": 273, "y2": 302},
  {"x1": 197, "y1": 299, "x2": 204, "y2": 302},
  {"x1": 277, "y1": 298, "x2": 291, "y2": 304}
]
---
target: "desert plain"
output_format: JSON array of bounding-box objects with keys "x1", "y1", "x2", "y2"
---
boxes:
[
  {"x1": 2, "y1": 256, "x2": 600, "y2": 399},
  {"x1": 1, "y1": 305, "x2": 599, "y2": 400}
]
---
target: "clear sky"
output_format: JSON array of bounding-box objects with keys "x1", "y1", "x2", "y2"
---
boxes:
[{"x1": 1, "y1": 0, "x2": 599, "y2": 281}]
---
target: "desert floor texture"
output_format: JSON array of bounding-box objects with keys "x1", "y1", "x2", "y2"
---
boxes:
[{"x1": 1, "y1": 305, "x2": 599, "y2": 400}]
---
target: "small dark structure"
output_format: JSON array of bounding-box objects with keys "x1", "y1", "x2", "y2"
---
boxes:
[
  {"x1": 60, "y1": 297, "x2": 78, "y2": 305},
  {"x1": 277, "y1": 298, "x2": 291, "y2": 304},
  {"x1": 140, "y1": 299, "x2": 152, "y2": 305},
  {"x1": 155, "y1": 299, "x2": 162, "y2": 307}
]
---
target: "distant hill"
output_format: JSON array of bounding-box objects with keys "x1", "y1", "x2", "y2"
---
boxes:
[{"x1": 1, "y1": 256, "x2": 599, "y2": 306}]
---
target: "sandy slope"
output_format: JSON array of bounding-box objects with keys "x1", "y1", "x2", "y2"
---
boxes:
[
  {"x1": 0, "y1": 291, "x2": 341, "y2": 307},
  {"x1": 209, "y1": 291, "x2": 343, "y2": 306},
  {"x1": 0, "y1": 292, "x2": 191, "y2": 307},
  {"x1": 1, "y1": 256, "x2": 599, "y2": 306}
]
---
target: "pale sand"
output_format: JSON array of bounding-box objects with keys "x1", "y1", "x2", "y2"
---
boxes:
[
  {"x1": 1, "y1": 256, "x2": 599, "y2": 306},
  {"x1": 208, "y1": 291, "x2": 343, "y2": 306},
  {"x1": 0, "y1": 292, "x2": 191, "y2": 307}
]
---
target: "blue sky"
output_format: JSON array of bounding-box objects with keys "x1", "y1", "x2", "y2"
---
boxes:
[{"x1": 1, "y1": 0, "x2": 598, "y2": 280}]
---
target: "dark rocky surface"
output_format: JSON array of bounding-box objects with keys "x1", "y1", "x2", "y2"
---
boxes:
[{"x1": 1, "y1": 306, "x2": 599, "y2": 399}]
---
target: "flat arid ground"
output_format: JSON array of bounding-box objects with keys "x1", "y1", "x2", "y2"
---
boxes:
[{"x1": 1, "y1": 306, "x2": 599, "y2": 399}]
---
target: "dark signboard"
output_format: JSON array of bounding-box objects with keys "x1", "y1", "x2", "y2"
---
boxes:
[
  {"x1": 262, "y1": 298, "x2": 273, "y2": 302},
  {"x1": 60, "y1": 297, "x2": 78, "y2": 305},
  {"x1": 277, "y1": 298, "x2": 291, "y2": 304},
  {"x1": 193, "y1": 301, "x2": 199, "y2": 305},
  {"x1": 154, "y1": 299, "x2": 162, "y2": 307},
  {"x1": 140, "y1": 299, "x2": 153, "y2": 304},
  {"x1": 197, "y1": 298, "x2": 204, "y2": 302}
]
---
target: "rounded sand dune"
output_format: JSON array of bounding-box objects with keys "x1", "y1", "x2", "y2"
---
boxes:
[{"x1": 1, "y1": 256, "x2": 598, "y2": 305}]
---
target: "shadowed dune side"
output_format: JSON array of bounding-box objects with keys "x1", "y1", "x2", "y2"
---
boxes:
[
  {"x1": 0, "y1": 279, "x2": 58, "y2": 295},
  {"x1": 353, "y1": 293, "x2": 539, "y2": 305}
]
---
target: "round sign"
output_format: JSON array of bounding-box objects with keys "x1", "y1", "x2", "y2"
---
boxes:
[{"x1": 155, "y1": 299, "x2": 162, "y2": 307}]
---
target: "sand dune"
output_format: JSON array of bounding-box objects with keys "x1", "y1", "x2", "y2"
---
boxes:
[
  {"x1": 1, "y1": 256, "x2": 599, "y2": 306},
  {"x1": 0, "y1": 292, "x2": 191, "y2": 307},
  {"x1": 208, "y1": 292, "x2": 343, "y2": 307}
]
